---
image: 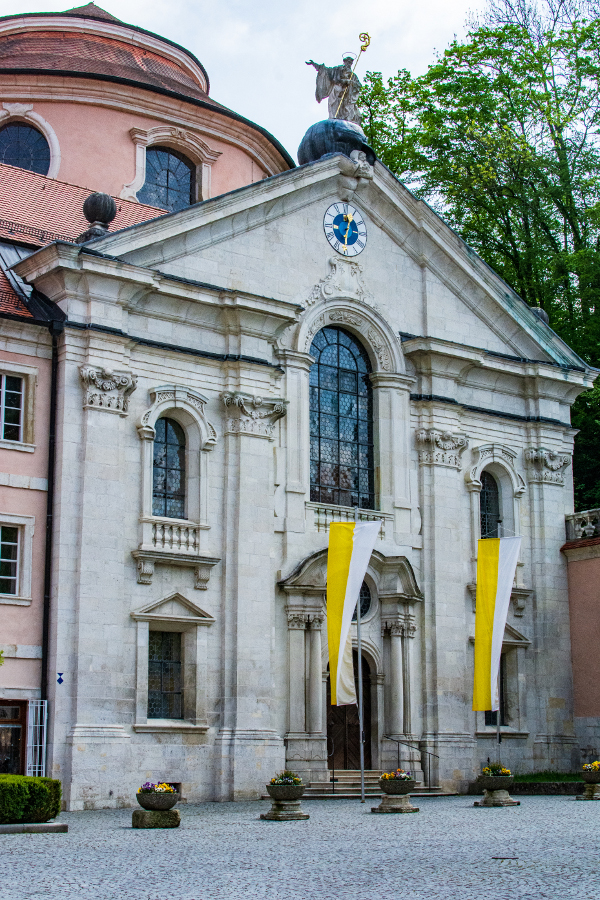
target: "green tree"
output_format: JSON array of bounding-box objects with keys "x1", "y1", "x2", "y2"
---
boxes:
[{"x1": 360, "y1": 0, "x2": 600, "y2": 507}]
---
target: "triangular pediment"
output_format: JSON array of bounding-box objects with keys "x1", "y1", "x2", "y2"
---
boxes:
[
  {"x1": 88, "y1": 154, "x2": 590, "y2": 372},
  {"x1": 131, "y1": 592, "x2": 214, "y2": 624},
  {"x1": 469, "y1": 621, "x2": 531, "y2": 647}
]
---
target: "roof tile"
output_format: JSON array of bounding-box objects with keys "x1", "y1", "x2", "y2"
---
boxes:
[{"x1": 0, "y1": 162, "x2": 165, "y2": 245}]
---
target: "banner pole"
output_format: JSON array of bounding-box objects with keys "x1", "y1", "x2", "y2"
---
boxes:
[{"x1": 355, "y1": 507, "x2": 366, "y2": 803}]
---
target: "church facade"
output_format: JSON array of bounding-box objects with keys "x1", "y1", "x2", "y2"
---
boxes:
[
  {"x1": 15, "y1": 148, "x2": 593, "y2": 806},
  {"x1": 1, "y1": 6, "x2": 596, "y2": 807}
]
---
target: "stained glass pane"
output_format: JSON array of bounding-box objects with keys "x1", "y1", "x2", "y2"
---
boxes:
[
  {"x1": 147, "y1": 631, "x2": 183, "y2": 719},
  {"x1": 152, "y1": 417, "x2": 185, "y2": 519},
  {"x1": 0, "y1": 124, "x2": 50, "y2": 175},
  {"x1": 309, "y1": 327, "x2": 374, "y2": 509},
  {"x1": 138, "y1": 147, "x2": 195, "y2": 212},
  {"x1": 480, "y1": 471, "x2": 501, "y2": 538},
  {"x1": 352, "y1": 581, "x2": 372, "y2": 621}
]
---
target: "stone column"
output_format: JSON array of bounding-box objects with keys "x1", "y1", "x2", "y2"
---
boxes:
[
  {"x1": 308, "y1": 615, "x2": 323, "y2": 734},
  {"x1": 389, "y1": 622, "x2": 404, "y2": 736},
  {"x1": 287, "y1": 612, "x2": 307, "y2": 734},
  {"x1": 402, "y1": 614, "x2": 416, "y2": 736}
]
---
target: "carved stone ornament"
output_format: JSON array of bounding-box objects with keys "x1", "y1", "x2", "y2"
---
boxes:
[
  {"x1": 287, "y1": 612, "x2": 308, "y2": 630},
  {"x1": 79, "y1": 365, "x2": 137, "y2": 416},
  {"x1": 465, "y1": 444, "x2": 526, "y2": 495},
  {"x1": 307, "y1": 256, "x2": 373, "y2": 307},
  {"x1": 415, "y1": 429, "x2": 468, "y2": 468},
  {"x1": 138, "y1": 385, "x2": 217, "y2": 447},
  {"x1": 221, "y1": 392, "x2": 287, "y2": 439},
  {"x1": 304, "y1": 309, "x2": 392, "y2": 371},
  {"x1": 524, "y1": 447, "x2": 571, "y2": 485}
]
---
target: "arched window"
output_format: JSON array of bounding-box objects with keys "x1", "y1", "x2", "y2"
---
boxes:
[
  {"x1": 137, "y1": 147, "x2": 195, "y2": 212},
  {"x1": 352, "y1": 581, "x2": 372, "y2": 621},
  {"x1": 480, "y1": 470, "x2": 501, "y2": 538},
  {"x1": 309, "y1": 326, "x2": 374, "y2": 509},
  {"x1": 153, "y1": 417, "x2": 186, "y2": 518},
  {"x1": 0, "y1": 123, "x2": 50, "y2": 175}
]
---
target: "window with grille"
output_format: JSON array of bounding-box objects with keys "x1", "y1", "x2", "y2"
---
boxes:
[
  {"x1": 148, "y1": 631, "x2": 183, "y2": 719},
  {"x1": 485, "y1": 653, "x2": 508, "y2": 726},
  {"x1": 138, "y1": 147, "x2": 195, "y2": 212},
  {"x1": 352, "y1": 581, "x2": 372, "y2": 621},
  {"x1": 152, "y1": 417, "x2": 186, "y2": 519},
  {"x1": 0, "y1": 123, "x2": 50, "y2": 175},
  {"x1": 0, "y1": 526, "x2": 19, "y2": 595},
  {"x1": 309, "y1": 327, "x2": 374, "y2": 509},
  {"x1": 0, "y1": 375, "x2": 23, "y2": 442},
  {"x1": 480, "y1": 470, "x2": 501, "y2": 538}
]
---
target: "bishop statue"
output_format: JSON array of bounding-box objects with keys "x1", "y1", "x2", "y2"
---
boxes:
[{"x1": 306, "y1": 56, "x2": 362, "y2": 125}]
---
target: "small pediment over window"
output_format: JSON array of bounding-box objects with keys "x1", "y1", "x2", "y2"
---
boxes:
[
  {"x1": 469, "y1": 621, "x2": 530, "y2": 647},
  {"x1": 130, "y1": 592, "x2": 215, "y2": 627}
]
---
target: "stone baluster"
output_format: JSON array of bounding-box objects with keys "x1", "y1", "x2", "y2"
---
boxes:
[{"x1": 308, "y1": 614, "x2": 324, "y2": 734}]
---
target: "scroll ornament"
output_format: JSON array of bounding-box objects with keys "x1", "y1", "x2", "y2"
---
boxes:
[
  {"x1": 221, "y1": 392, "x2": 287, "y2": 439},
  {"x1": 524, "y1": 447, "x2": 571, "y2": 484}
]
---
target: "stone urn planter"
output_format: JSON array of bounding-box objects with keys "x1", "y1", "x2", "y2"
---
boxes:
[
  {"x1": 133, "y1": 790, "x2": 180, "y2": 828},
  {"x1": 260, "y1": 783, "x2": 309, "y2": 821},
  {"x1": 474, "y1": 775, "x2": 519, "y2": 808},
  {"x1": 372, "y1": 778, "x2": 419, "y2": 814},
  {"x1": 136, "y1": 791, "x2": 180, "y2": 811},
  {"x1": 578, "y1": 770, "x2": 600, "y2": 801}
]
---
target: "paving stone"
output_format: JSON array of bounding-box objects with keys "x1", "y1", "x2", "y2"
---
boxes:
[{"x1": 0, "y1": 797, "x2": 599, "y2": 899}]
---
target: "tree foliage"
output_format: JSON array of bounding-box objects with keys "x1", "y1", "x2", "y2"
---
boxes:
[{"x1": 359, "y1": 0, "x2": 600, "y2": 507}]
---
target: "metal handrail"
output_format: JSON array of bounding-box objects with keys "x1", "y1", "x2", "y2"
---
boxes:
[{"x1": 382, "y1": 735, "x2": 440, "y2": 793}]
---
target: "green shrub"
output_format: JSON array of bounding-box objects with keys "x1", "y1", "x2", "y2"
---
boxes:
[
  {"x1": 0, "y1": 774, "x2": 62, "y2": 824},
  {"x1": 513, "y1": 770, "x2": 584, "y2": 783}
]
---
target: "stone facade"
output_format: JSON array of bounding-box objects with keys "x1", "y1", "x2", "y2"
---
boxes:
[{"x1": 14, "y1": 151, "x2": 595, "y2": 807}]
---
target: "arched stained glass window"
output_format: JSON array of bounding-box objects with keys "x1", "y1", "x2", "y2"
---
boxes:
[
  {"x1": 480, "y1": 470, "x2": 501, "y2": 538},
  {"x1": 138, "y1": 147, "x2": 195, "y2": 212},
  {"x1": 309, "y1": 326, "x2": 374, "y2": 509},
  {"x1": 0, "y1": 123, "x2": 50, "y2": 175},
  {"x1": 352, "y1": 581, "x2": 372, "y2": 621},
  {"x1": 153, "y1": 417, "x2": 186, "y2": 518}
]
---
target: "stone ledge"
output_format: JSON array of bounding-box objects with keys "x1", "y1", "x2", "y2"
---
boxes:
[
  {"x1": 133, "y1": 722, "x2": 209, "y2": 733},
  {"x1": 0, "y1": 822, "x2": 68, "y2": 833}
]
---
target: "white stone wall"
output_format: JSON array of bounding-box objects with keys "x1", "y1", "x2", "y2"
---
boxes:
[{"x1": 15, "y1": 153, "x2": 594, "y2": 805}]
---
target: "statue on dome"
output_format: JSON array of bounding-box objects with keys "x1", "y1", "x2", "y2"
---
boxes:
[{"x1": 306, "y1": 55, "x2": 362, "y2": 125}]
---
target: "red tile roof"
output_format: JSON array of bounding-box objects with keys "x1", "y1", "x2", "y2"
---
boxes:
[
  {"x1": 0, "y1": 30, "x2": 214, "y2": 104},
  {"x1": 0, "y1": 162, "x2": 165, "y2": 245},
  {"x1": 61, "y1": 3, "x2": 123, "y2": 23},
  {"x1": 0, "y1": 267, "x2": 32, "y2": 318}
]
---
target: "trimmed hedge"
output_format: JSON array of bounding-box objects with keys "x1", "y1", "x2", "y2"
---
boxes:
[{"x1": 0, "y1": 774, "x2": 62, "y2": 824}]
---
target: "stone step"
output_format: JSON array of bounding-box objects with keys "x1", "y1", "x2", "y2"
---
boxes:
[{"x1": 300, "y1": 791, "x2": 455, "y2": 800}]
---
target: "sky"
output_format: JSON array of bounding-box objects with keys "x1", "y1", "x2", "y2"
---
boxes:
[{"x1": 0, "y1": 0, "x2": 485, "y2": 159}]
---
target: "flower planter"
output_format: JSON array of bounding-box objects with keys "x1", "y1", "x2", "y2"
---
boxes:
[
  {"x1": 372, "y1": 779, "x2": 419, "y2": 814},
  {"x1": 474, "y1": 775, "x2": 519, "y2": 808},
  {"x1": 136, "y1": 792, "x2": 179, "y2": 811},
  {"x1": 578, "y1": 771, "x2": 600, "y2": 801},
  {"x1": 261, "y1": 783, "x2": 308, "y2": 821}
]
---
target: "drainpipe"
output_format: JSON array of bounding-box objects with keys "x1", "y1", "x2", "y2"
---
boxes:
[{"x1": 41, "y1": 320, "x2": 63, "y2": 702}]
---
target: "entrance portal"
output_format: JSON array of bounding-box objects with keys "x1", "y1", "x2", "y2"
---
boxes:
[{"x1": 327, "y1": 652, "x2": 372, "y2": 769}]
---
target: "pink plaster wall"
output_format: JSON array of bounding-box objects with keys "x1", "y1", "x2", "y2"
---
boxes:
[
  {"x1": 6, "y1": 82, "x2": 281, "y2": 202},
  {"x1": 566, "y1": 547, "x2": 600, "y2": 717},
  {"x1": 0, "y1": 346, "x2": 51, "y2": 698}
]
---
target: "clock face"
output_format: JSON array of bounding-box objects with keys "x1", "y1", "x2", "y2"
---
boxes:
[{"x1": 323, "y1": 202, "x2": 367, "y2": 257}]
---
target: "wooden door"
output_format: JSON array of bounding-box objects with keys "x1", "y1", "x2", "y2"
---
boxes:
[{"x1": 327, "y1": 652, "x2": 371, "y2": 769}]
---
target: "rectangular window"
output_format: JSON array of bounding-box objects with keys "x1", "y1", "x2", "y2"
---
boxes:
[
  {"x1": 0, "y1": 702, "x2": 26, "y2": 774},
  {"x1": 0, "y1": 525, "x2": 19, "y2": 595},
  {"x1": 484, "y1": 654, "x2": 507, "y2": 726},
  {"x1": 0, "y1": 375, "x2": 23, "y2": 442},
  {"x1": 148, "y1": 631, "x2": 182, "y2": 719}
]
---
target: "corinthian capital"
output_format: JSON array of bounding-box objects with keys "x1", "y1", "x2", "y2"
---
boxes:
[
  {"x1": 415, "y1": 429, "x2": 468, "y2": 468},
  {"x1": 221, "y1": 392, "x2": 287, "y2": 440},
  {"x1": 79, "y1": 365, "x2": 137, "y2": 417},
  {"x1": 524, "y1": 447, "x2": 571, "y2": 485}
]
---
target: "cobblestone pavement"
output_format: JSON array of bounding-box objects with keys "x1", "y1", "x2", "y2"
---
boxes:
[{"x1": 2, "y1": 796, "x2": 599, "y2": 900}]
